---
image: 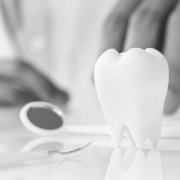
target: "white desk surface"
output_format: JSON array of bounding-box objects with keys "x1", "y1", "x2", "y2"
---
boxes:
[{"x1": 0, "y1": 108, "x2": 180, "y2": 179}]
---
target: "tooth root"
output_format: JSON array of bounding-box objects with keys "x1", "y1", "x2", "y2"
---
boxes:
[
  {"x1": 123, "y1": 146, "x2": 137, "y2": 168},
  {"x1": 127, "y1": 121, "x2": 150, "y2": 149},
  {"x1": 146, "y1": 148, "x2": 161, "y2": 164},
  {"x1": 147, "y1": 119, "x2": 162, "y2": 147},
  {"x1": 129, "y1": 149, "x2": 145, "y2": 166},
  {"x1": 108, "y1": 124, "x2": 126, "y2": 147},
  {"x1": 124, "y1": 128, "x2": 135, "y2": 145},
  {"x1": 124, "y1": 149, "x2": 146, "y2": 180},
  {"x1": 146, "y1": 148, "x2": 163, "y2": 180},
  {"x1": 104, "y1": 148, "x2": 126, "y2": 180}
]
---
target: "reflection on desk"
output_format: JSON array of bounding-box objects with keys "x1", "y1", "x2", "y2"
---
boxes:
[
  {"x1": 0, "y1": 136, "x2": 180, "y2": 179},
  {"x1": 0, "y1": 115, "x2": 179, "y2": 180},
  {"x1": 105, "y1": 147, "x2": 180, "y2": 180}
]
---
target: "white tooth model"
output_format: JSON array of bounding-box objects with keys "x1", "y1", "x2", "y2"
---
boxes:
[{"x1": 94, "y1": 48, "x2": 169, "y2": 148}]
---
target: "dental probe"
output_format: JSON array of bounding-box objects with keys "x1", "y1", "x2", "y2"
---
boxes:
[{"x1": 0, "y1": 141, "x2": 92, "y2": 167}]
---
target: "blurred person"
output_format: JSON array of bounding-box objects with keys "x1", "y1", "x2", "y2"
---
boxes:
[
  {"x1": 0, "y1": 0, "x2": 114, "y2": 125},
  {"x1": 0, "y1": 0, "x2": 180, "y2": 125}
]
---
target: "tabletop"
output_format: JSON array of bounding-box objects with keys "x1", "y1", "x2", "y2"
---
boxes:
[
  {"x1": 0, "y1": 108, "x2": 180, "y2": 179},
  {"x1": 0, "y1": 129, "x2": 180, "y2": 179}
]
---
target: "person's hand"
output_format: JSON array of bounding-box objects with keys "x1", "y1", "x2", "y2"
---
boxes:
[
  {"x1": 100, "y1": 0, "x2": 180, "y2": 115},
  {"x1": 0, "y1": 58, "x2": 69, "y2": 108}
]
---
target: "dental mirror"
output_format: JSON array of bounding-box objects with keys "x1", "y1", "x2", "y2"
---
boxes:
[{"x1": 20, "y1": 102, "x2": 65, "y2": 136}]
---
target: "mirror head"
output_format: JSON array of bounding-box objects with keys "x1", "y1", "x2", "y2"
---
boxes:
[{"x1": 20, "y1": 102, "x2": 65, "y2": 136}]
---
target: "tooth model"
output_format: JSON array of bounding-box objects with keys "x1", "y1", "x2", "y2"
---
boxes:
[{"x1": 94, "y1": 48, "x2": 169, "y2": 148}]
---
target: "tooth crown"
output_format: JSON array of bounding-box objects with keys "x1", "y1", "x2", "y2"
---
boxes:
[{"x1": 94, "y1": 48, "x2": 169, "y2": 148}]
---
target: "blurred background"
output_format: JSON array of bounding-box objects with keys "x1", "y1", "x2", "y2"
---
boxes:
[
  {"x1": 0, "y1": 0, "x2": 180, "y2": 126},
  {"x1": 0, "y1": 0, "x2": 121, "y2": 125}
]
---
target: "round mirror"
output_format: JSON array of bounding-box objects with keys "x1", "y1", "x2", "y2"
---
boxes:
[
  {"x1": 20, "y1": 102, "x2": 65, "y2": 136},
  {"x1": 27, "y1": 107, "x2": 63, "y2": 130}
]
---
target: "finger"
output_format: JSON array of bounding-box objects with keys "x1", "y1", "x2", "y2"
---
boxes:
[
  {"x1": 99, "y1": 0, "x2": 142, "y2": 54},
  {"x1": 0, "y1": 60, "x2": 69, "y2": 106},
  {"x1": 163, "y1": 87, "x2": 180, "y2": 114},
  {"x1": 123, "y1": 0, "x2": 178, "y2": 51},
  {"x1": 0, "y1": 80, "x2": 40, "y2": 106},
  {"x1": 163, "y1": 1, "x2": 180, "y2": 114},
  {"x1": 19, "y1": 61, "x2": 69, "y2": 105}
]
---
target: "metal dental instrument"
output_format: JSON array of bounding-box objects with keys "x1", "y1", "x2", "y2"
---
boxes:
[
  {"x1": 0, "y1": 141, "x2": 93, "y2": 167},
  {"x1": 49, "y1": 141, "x2": 93, "y2": 155}
]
